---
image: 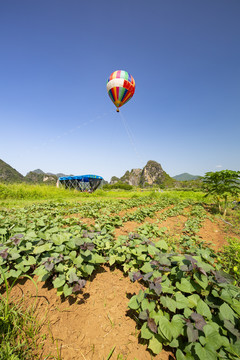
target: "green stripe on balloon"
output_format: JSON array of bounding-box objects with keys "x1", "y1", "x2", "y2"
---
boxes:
[{"x1": 118, "y1": 87, "x2": 126, "y2": 101}]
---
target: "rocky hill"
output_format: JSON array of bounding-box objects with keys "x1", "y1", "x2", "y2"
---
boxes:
[
  {"x1": 25, "y1": 171, "x2": 57, "y2": 185},
  {"x1": 0, "y1": 159, "x2": 25, "y2": 183},
  {"x1": 110, "y1": 160, "x2": 176, "y2": 188}
]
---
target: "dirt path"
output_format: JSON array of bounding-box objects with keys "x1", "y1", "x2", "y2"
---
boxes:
[{"x1": 10, "y1": 267, "x2": 172, "y2": 360}]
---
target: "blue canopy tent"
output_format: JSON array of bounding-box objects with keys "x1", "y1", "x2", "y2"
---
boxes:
[{"x1": 58, "y1": 175, "x2": 103, "y2": 192}]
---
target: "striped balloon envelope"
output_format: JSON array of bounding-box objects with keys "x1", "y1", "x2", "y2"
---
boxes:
[{"x1": 107, "y1": 70, "x2": 135, "y2": 112}]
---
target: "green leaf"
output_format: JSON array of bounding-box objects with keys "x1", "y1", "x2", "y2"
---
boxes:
[
  {"x1": 193, "y1": 273, "x2": 209, "y2": 289},
  {"x1": 69, "y1": 250, "x2": 77, "y2": 261},
  {"x1": 184, "y1": 307, "x2": 193, "y2": 318},
  {"x1": 141, "y1": 322, "x2": 153, "y2": 340},
  {"x1": 161, "y1": 279, "x2": 174, "y2": 294},
  {"x1": 231, "y1": 299, "x2": 240, "y2": 316},
  {"x1": 63, "y1": 284, "x2": 73, "y2": 297},
  {"x1": 128, "y1": 295, "x2": 140, "y2": 310},
  {"x1": 148, "y1": 245, "x2": 159, "y2": 256},
  {"x1": 160, "y1": 296, "x2": 176, "y2": 313},
  {"x1": 225, "y1": 340, "x2": 240, "y2": 357},
  {"x1": 22, "y1": 256, "x2": 36, "y2": 266},
  {"x1": 205, "y1": 331, "x2": 223, "y2": 350},
  {"x1": 155, "y1": 240, "x2": 168, "y2": 251},
  {"x1": 9, "y1": 249, "x2": 21, "y2": 260},
  {"x1": 188, "y1": 294, "x2": 200, "y2": 308},
  {"x1": 158, "y1": 316, "x2": 172, "y2": 342},
  {"x1": 176, "y1": 349, "x2": 186, "y2": 360},
  {"x1": 175, "y1": 292, "x2": 189, "y2": 309},
  {"x1": 136, "y1": 289, "x2": 144, "y2": 303},
  {"x1": 109, "y1": 255, "x2": 116, "y2": 266},
  {"x1": 8, "y1": 269, "x2": 22, "y2": 278},
  {"x1": 67, "y1": 269, "x2": 79, "y2": 283},
  {"x1": 141, "y1": 299, "x2": 155, "y2": 312},
  {"x1": 148, "y1": 335, "x2": 162, "y2": 354},
  {"x1": 33, "y1": 243, "x2": 53, "y2": 254},
  {"x1": 219, "y1": 302, "x2": 236, "y2": 323},
  {"x1": 82, "y1": 264, "x2": 94, "y2": 275},
  {"x1": 91, "y1": 253, "x2": 105, "y2": 264},
  {"x1": 141, "y1": 262, "x2": 153, "y2": 273},
  {"x1": 53, "y1": 276, "x2": 66, "y2": 289},
  {"x1": 194, "y1": 343, "x2": 206, "y2": 360},
  {"x1": 196, "y1": 299, "x2": 212, "y2": 320},
  {"x1": 73, "y1": 255, "x2": 84, "y2": 267},
  {"x1": 169, "y1": 338, "x2": 179, "y2": 348},
  {"x1": 171, "y1": 315, "x2": 184, "y2": 338},
  {"x1": 176, "y1": 278, "x2": 195, "y2": 293}
]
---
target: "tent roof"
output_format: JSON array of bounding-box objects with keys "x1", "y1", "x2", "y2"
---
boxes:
[{"x1": 59, "y1": 175, "x2": 103, "y2": 182}]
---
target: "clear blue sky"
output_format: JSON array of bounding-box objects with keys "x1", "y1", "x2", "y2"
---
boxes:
[{"x1": 0, "y1": 0, "x2": 239, "y2": 181}]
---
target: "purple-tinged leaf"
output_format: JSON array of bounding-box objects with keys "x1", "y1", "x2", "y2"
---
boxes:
[
  {"x1": 44, "y1": 261, "x2": 54, "y2": 271},
  {"x1": 0, "y1": 248, "x2": 8, "y2": 259},
  {"x1": 143, "y1": 272, "x2": 153, "y2": 281},
  {"x1": 158, "y1": 266, "x2": 171, "y2": 272},
  {"x1": 185, "y1": 255, "x2": 198, "y2": 268},
  {"x1": 80, "y1": 242, "x2": 95, "y2": 251},
  {"x1": 148, "y1": 240, "x2": 155, "y2": 246},
  {"x1": 10, "y1": 234, "x2": 23, "y2": 245},
  {"x1": 55, "y1": 254, "x2": 64, "y2": 264},
  {"x1": 150, "y1": 260, "x2": 159, "y2": 266},
  {"x1": 186, "y1": 322, "x2": 199, "y2": 342},
  {"x1": 149, "y1": 282, "x2": 162, "y2": 296},
  {"x1": 132, "y1": 271, "x2": 143, "y2": 282},
  {"x1": 212, "y1": 270, "x2": 233, "y2": 284},
  {"x1": 147, "y1": 317, "x2": 158, "y2": 333},
  {"x1": 198, "y1": 267, "x2": 207, "y2": 276},
  {"x1": 43, "y1": 257, "x2": 55, "y2": 271},
  {"x1": 190, "y1": 312, "x2": 207, "y2": 331},
  {"x1": 72, "y1": 279, "x2": 86, "y2": 293},
  {"x1": 153, "y1": 277, "x2": 162, "y2": 284}
]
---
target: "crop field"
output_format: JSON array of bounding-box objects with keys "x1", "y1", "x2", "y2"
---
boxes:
[{"x1": 0, "y1": 189, "x2": 240, "y2": 360}]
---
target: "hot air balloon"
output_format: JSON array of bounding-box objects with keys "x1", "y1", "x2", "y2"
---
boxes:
[{"x1": 107, "y1": 70, "x2": 135, "y2": 112}]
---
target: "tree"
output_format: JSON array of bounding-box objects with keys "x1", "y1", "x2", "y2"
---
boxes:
[{"x1": 203, "y1": 170, "x2": 240, "y2": 217}]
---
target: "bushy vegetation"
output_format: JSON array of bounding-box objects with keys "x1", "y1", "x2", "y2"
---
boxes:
[
  {"x1": 203, "y1": 170, "x2": 240, "y2": 217},
  {"x1": 103, "y1": 182, "x2": 133, "y2": 190}
]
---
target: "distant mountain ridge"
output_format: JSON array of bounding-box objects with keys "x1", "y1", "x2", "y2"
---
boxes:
[
  {"x1": 173, "y1": 173, "x2": 201, "y2": 181},
  {"x1": 0, "y1": 160, "x2": 69, "y2": 185},
  {"x1": 0, "y1": 158, "x2": 202, "y2": 187}
]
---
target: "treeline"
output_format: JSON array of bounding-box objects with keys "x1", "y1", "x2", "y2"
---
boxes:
[{"x1": 103, "y1": 179, "x2": 203, "y2": 191}]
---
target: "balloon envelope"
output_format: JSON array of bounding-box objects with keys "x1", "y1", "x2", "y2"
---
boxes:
[{"x1": 107, "y1": 70, "x2": 135, "y2": 111}]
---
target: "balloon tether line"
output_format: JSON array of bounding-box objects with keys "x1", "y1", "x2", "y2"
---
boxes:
[
  {"x1": 119, "y1": 111, "x2": 144, "y2": 167},
  {"x1": 119, "y1": 111, "x2": 156, "y2": 187}
]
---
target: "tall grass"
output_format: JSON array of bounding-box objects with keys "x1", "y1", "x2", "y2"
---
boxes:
[
  {"x1": 0, "y1": 271, "x2": 43, "y2": 360},
  {"x1": 0, "y1": 183, "x2": 206, "y2": 208}
]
